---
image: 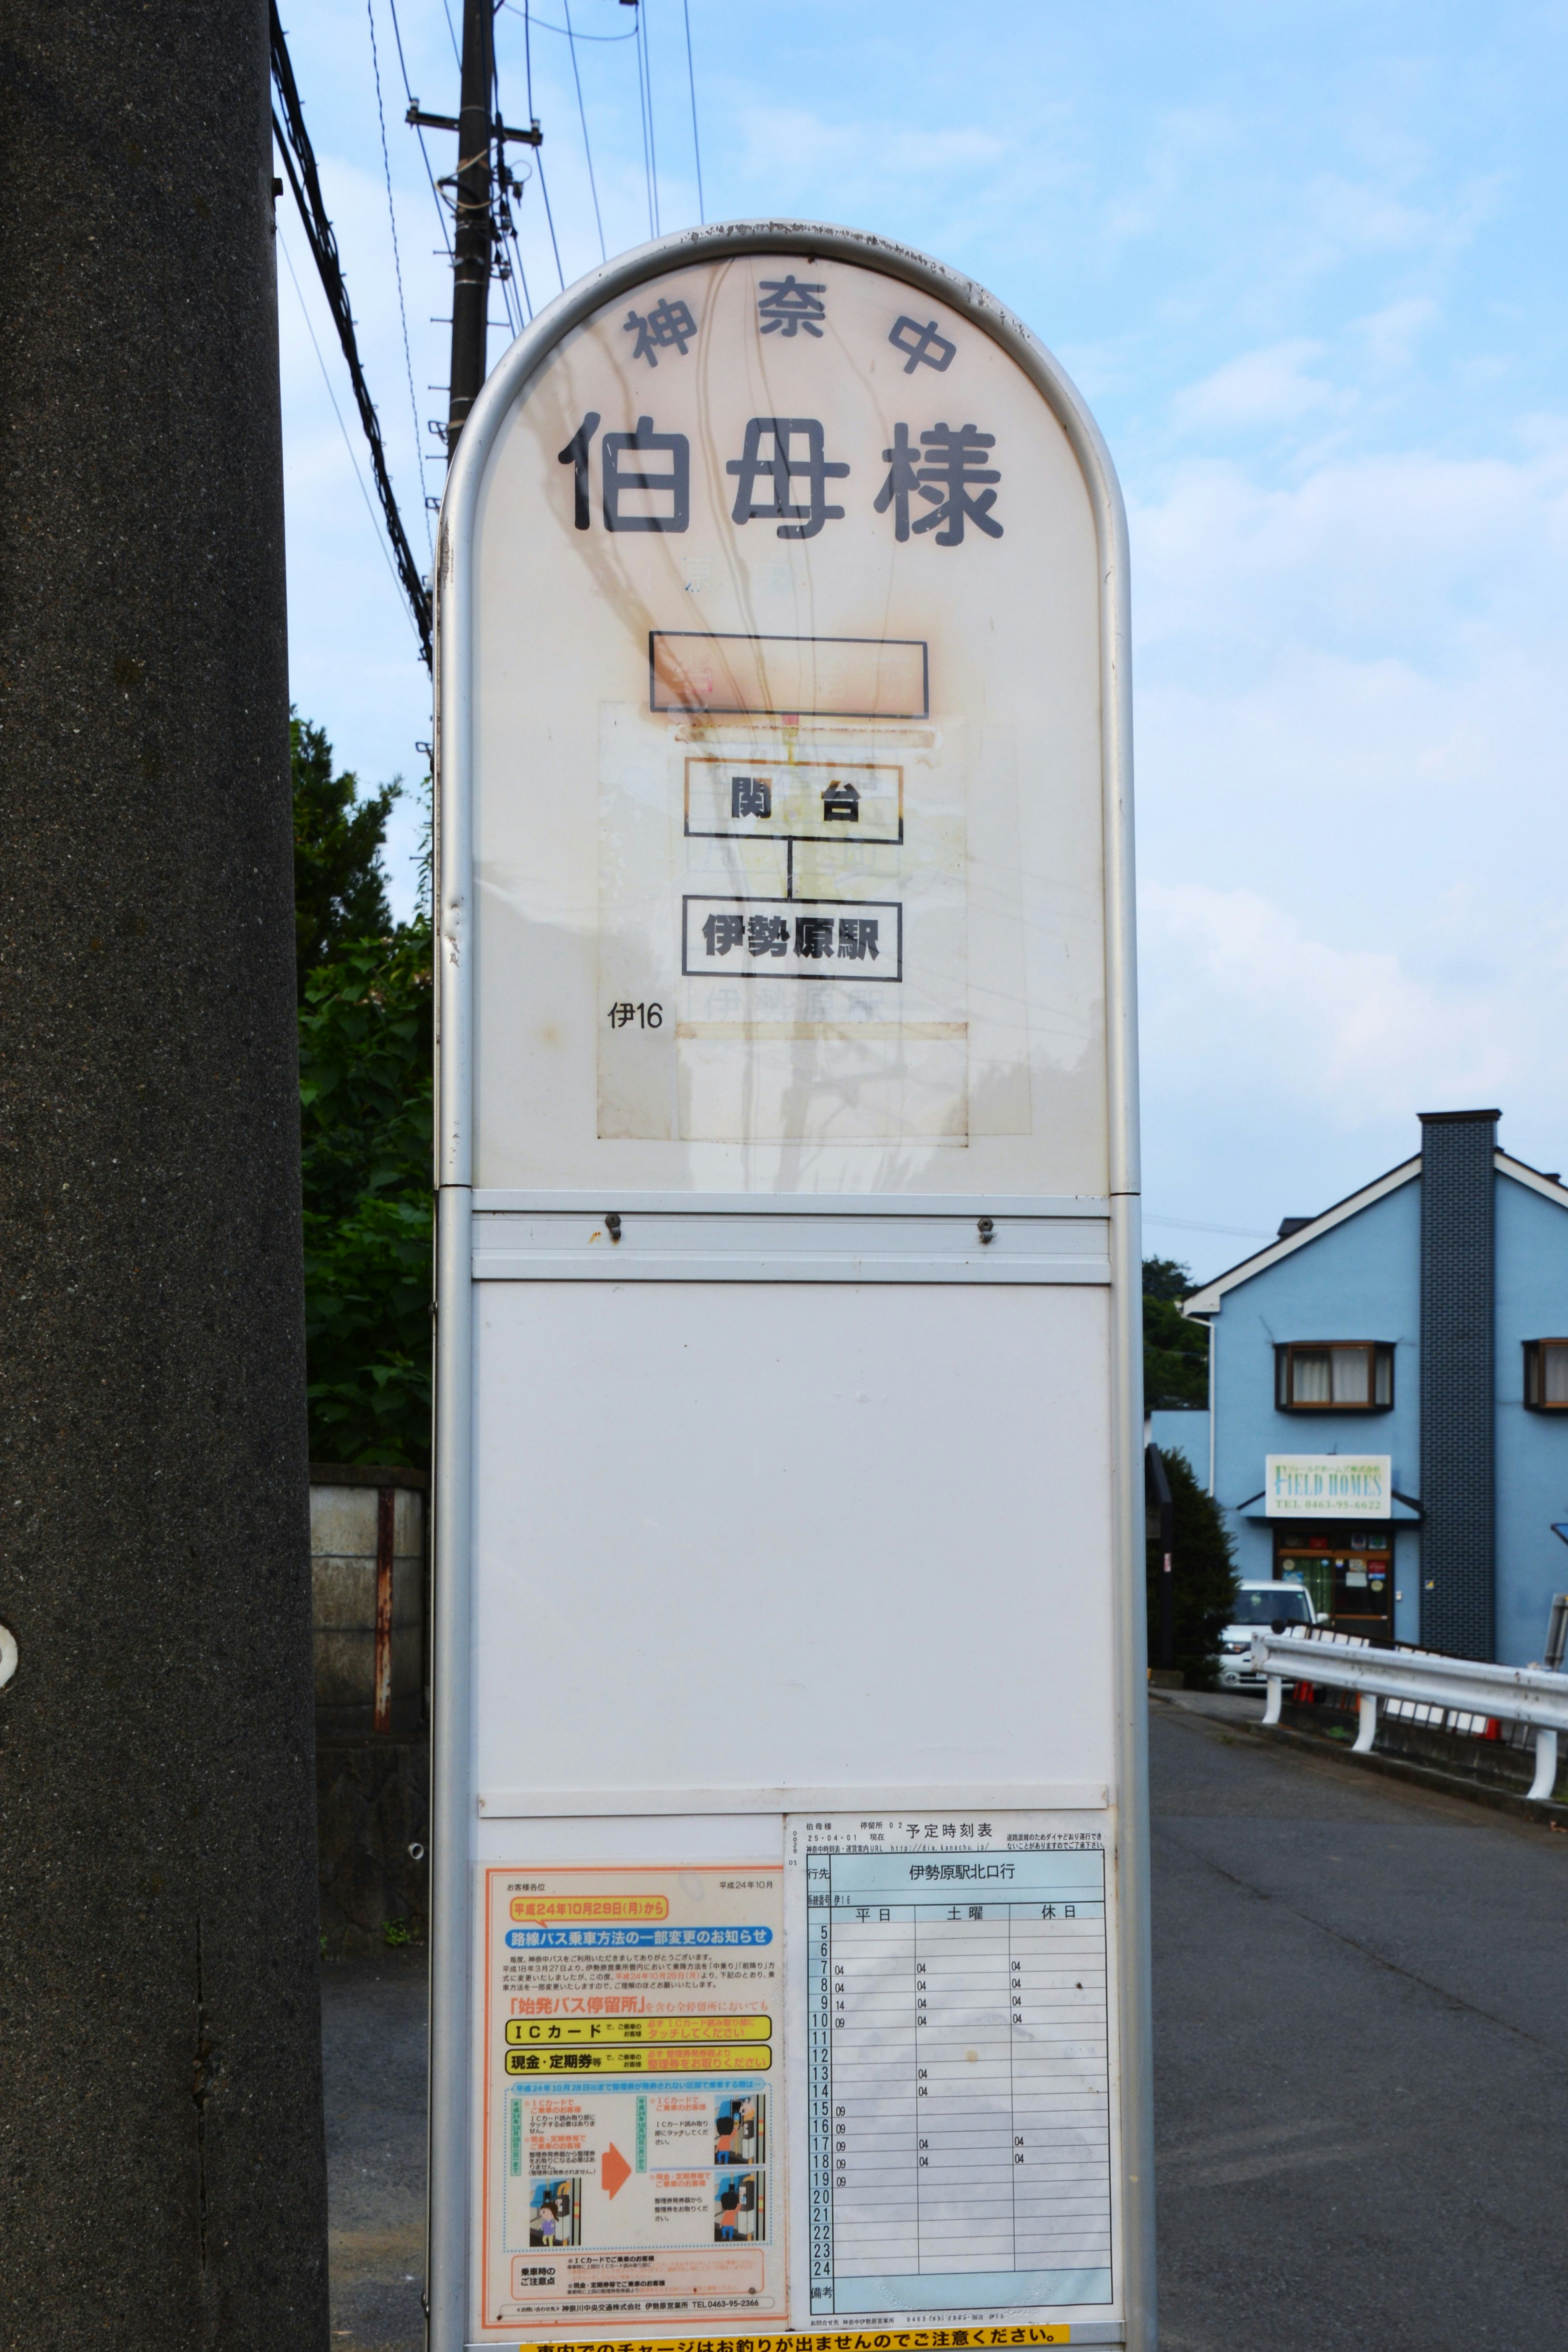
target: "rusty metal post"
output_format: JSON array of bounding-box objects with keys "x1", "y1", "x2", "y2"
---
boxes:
[{"x1": 374, "y1": 1485, "x2": 397, "y2": 1734}]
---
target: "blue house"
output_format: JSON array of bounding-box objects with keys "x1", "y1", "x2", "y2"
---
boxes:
[{"x1": 1181, "y1": 1109, "x2": 1568, "y2": 1665}]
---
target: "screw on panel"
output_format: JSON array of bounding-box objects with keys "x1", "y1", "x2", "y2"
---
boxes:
[
  {"x1": 605, "y1": 1213, "x2": 622, "y2": 1242},
  {"x1": 977, "y1": 1218, "x2": 994, "y2": 1244}
]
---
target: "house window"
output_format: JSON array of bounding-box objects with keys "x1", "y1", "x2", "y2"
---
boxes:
[
  {"x1": 1275, "y1": 1342, "x2": 1393, "y2": 1411},
  {"x1": 1523, "y1": 1340, "x2": 1568, "y2": 1409}
]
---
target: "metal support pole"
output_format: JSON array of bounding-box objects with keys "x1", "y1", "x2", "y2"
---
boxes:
[
  {"x1": 1529, "y1": 1726, "x2": 1559, "y2": 1804},
  {"x1": 0, "y1": 4, "x2": 329, "y2": 2341},
  {"x1": 448, "y1": 0, "x2": 495, "y2": 457}
]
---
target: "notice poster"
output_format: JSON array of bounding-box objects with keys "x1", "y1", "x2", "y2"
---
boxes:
[
  {"x1": 481, "y1": 1865, "x2": 788, "y2": 2337},
  {"x1": 786, "y1": 1814, "x2": 1117, "y2": 2328}
]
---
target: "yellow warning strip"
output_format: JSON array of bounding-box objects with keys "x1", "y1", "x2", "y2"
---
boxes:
[
  {"x1": 517, "y1": 2331, "x2": 1070, "y2": 2351},
  {"x1": 506, "y1": 2015, "x2": 771, "y2": 2048},
  {"x1": 504, "y1": 2044, "x2": 771, "y2": 2077}
]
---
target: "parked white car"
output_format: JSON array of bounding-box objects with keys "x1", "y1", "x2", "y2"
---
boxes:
[{"x1": 1217, "y1": 1581, "x2": 1318, "y2": 1690}]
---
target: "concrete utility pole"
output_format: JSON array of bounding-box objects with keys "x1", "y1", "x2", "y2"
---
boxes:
[
  {"x1": 0, "y1": 7, "x2": 330, "y2": 2346},
  {"x1": 449, "y1": 0, "x2": 497, "y2": 455}
]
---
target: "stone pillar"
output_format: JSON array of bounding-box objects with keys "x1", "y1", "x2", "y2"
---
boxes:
[{"x1": 0, "y1": 4, "x2": 330, "y2": 2342}]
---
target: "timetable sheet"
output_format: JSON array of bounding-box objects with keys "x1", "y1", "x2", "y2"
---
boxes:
[{"x1": 786, "y1": 1815, "x2": 1116, "y2": 2325}]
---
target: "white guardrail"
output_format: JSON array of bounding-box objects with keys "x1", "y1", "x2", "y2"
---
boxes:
[{"x1": 1248, "y1": 1628, "x2": 1568, "y2": 1802}]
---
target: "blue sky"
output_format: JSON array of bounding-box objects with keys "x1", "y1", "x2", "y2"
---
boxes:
[{"x1": 276, "y1": 0, "x2": 1568, "y2": 1272}]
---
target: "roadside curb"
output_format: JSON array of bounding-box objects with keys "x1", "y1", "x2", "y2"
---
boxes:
[{"x1": 1247, "y1": 1717, "x2": 1568, "y2": 1830}]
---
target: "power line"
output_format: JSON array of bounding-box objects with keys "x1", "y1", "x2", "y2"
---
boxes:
[
  {"x1": 387, "y1": 0, "x2": 455, "y2": 258},
  {"x1": 633, "y1": 0, "x2": 656, "y2": 236},
  {"x1": 535, "y1": 148, "x2": 566, "y2": 288},
  {"x1": 682, "y1": 0, "x2": 704, "y2": 224},
  {"x1": 564, "y1": 0, "x2": 606, "y2": 260},
  {"x1": 503, "y1": 6, "x2": 638, "y2": 38},
  {"x1": 521, "y1": 3, "x2": 566, "y2": 290},
  {"x1": 270, "y1": 2, "x2": 432, "y2": 667},
  {"x1": 278, "y1": 231, "x2": 421, "y2": 641},
  {"x1": 488, "y1": 38, "x2": 519, "y2": 337},
  {"x1": 505, "y1": 210, "x2": 536, "y2": 320},
  {"x1": 1144, "y1": 1216, "x2": 1275, "y2": 1241},
  {"x1": 639, "y1": 0, "x2": 660, "y2": 235},
  {"x1": 366, "y1": 0, "x2": 430, "y2": 554}
]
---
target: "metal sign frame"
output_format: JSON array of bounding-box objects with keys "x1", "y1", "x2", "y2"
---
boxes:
[{"x1": 431, "y1": 219, "x2": 1150, "y2": 2352}]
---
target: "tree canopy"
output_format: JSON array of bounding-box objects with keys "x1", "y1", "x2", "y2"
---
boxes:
[
  {"x1": 292, "y1": 712, "x2": 400, "y2": 998},
  {"x1": 294, "y1": 716, "x2": 431, "y2": 1467},
  {"x1": 1143, "y1": 1255, "x2": 1208, "y2": 1409}
]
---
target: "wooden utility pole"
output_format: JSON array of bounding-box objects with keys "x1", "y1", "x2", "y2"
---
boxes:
[
  {"x1": 0, "y1": 4, "x2": 330, "y2": 2344},
  {"x1": 450, "y1": 0, "x2": 497, "y2": 455},
  {"x1": 405, "y1": 0, "x2": 540, "y2": 460}
]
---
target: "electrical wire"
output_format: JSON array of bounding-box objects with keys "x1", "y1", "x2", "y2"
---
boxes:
[
  {"x1": 487, "y1": 37, "x2": 521, "y2": 337},
  {"x1": 535, "y1": 150, "x2": 566, "y2": 289},
  {"x1": 682, "y1": 0, "x2": 704, "y2": 225},
  {"x1": 507, "y1": 213, "x2": 536, "y2": 320},
  {"x1": 564, "y1": 0, "x2": 606, "y2": 260},
  {"x1": 633, "y1": 1, "x2": 656, "y2": 237},
  {"x1": 641, "y1": 0, "x2": 661, "y2": 235},
  {"x1": 1145, "y1": 1216, "x2": 1275, "y2": 1241},
  {"x1": 278, "y1": 230, "x2": 421, "y2": 645},
  {"x1": 520, "y1": 4, "x2": 566, "y2": 291},
  {"x1": 501, "y1": 5, "x2": 637, "y2": 38},
  {"x1": 367, "y1": 0, "x2": 431, "y2": 553},
  {"x1": 270, "y1": 2, "x2": 432, "y2": 666},
  {"x1": 639, "y1": 1, "x2": 658, "y2": 235},
  {"x1": 388, "y1": 0, "x2": 455, "y2": 258}
]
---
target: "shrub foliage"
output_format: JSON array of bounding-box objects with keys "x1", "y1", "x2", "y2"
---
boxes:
[
  {"x1": 1146, "y1": 1445, "x2": 1238, "y2": 1689},
  {"x1": 294, "y1": 717, "x2": 431, "y2": 1467}
]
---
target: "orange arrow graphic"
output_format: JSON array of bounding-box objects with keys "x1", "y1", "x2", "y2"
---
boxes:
[{"x1": 601, "y1": 2142, "x2": 632, "y2": 2198}]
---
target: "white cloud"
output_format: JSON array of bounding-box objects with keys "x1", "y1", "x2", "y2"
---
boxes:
[
  {"x1": 1139, "y1": 881, "x2": 1566, "y2": 1121},
  {"x1": 1352, "y1": 294, "x2": 1439, "y2": 376},
  {"x1": 737, "y1": 106, "x2": 1005, "y2": 179},
  {"x1": 1132, "y1": 435, "x2": 1568, "y2": 664},
  {"x1": 1130, "y1": 429, "x2": 1568, "y2": 1233},
  {"x1": 1172, "y1": 340, "x2": 1339, "y2": 432}
]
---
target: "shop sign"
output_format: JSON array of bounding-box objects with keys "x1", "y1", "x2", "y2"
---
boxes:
[{"x1": 1265, "y1": 1454, "x2": 1391, "y2": 1518}]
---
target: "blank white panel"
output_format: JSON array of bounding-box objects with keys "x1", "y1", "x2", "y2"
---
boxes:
[
  {"x1": 472, "y1": 1813, "x2": 786, "y2": 1864},
  {"x1": 471, "y1": 1281, "x2": 1115, "y2": 1800}
]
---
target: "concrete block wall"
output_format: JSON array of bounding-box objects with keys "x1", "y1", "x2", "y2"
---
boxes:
[
  {"x1": 310, "y1": 1469, "x2": 426, "y2": 1734},
  {"x1": 311, "y1": 1465, "x2": 429, "y2": 1952}
]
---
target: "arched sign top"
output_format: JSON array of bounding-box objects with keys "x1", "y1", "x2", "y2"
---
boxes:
[
  {"x1": 428, "y1": 225, "x2": 1151, "y2": 2352},
  {"x1": 437, "y1": 221, "x2": 1136, "y2": 1205}
]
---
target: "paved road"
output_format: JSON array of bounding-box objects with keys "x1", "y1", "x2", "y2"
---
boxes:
[
  {"x1": 1151, "y1": 1693, "x2": 1568, "y2": 2350},
  {"x1": 320, "y1": 1708, "x2": 1568, "y2": 2349},
  {"x1": 321, "y1": 1952, "x2": 428, "y2": 2351}
]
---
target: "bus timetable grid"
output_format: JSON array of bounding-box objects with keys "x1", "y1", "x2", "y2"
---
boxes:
[{"x1": 806, "y1": 1851, "x2": 1113, "y2": 2318}]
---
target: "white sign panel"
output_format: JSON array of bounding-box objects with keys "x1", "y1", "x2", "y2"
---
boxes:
[
  {"x1": 431, "y1": 224, "x2": 1149, "y2": 2352},
  {"x1": 1265, "y1": 1455, "x2": 1392, "y2": 1518}
]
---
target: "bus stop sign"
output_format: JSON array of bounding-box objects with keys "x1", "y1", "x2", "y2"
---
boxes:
[{"x1": 431, "y1": 221, "x2": 1151, "y2": 2352}]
